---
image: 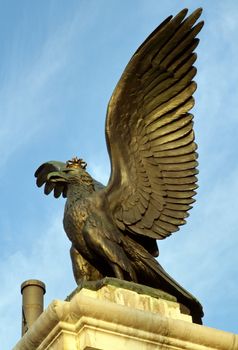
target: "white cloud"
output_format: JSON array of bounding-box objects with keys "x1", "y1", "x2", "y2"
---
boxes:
[
  {"x1": 0, "y1": 213, "x2": 75, "y2": 349},
  {"x1": 0, "y1": 13, "x2": 78, "y2": 169},
  {"x1": 159, "y1": 161, "x2": 238, "y2": 330},
  {"x1": 2, "y1": 3, "x2": 238, "y2": 349}
]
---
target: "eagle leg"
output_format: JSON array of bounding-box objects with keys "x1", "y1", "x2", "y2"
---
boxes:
[{"x1": 70, "y1": 245, "x2": 103, "y2": 285}]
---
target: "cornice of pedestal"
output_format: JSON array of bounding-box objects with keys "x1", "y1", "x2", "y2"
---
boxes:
[{"x1": 13, "y1": 285, "x2": 238, "y2": 350}]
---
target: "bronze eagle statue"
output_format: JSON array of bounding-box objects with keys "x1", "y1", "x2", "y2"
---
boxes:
[{"x1": 35, "y1": 8, "x2": 204, "y2": 323}]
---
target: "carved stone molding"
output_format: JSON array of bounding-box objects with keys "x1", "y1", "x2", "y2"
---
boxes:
[{"x1": 13, "y1": 284, "x2": 238, "y2": 350}]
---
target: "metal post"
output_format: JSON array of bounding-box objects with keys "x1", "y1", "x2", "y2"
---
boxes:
[{"x1": 21, "y1": 279, "x2": 46, "y2": 336}]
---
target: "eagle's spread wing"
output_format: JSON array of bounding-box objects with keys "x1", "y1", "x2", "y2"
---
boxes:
[{"x1": 105, "y1": 9, "x2": 203, "y2": 243}]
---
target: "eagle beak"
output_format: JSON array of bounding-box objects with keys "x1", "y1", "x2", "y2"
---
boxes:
[{"x1": 47, "y1": 171, "x2": 68, "y2": 183}]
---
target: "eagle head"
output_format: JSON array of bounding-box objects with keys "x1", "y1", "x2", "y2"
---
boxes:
[{"x1": 47, "y1": 157, "x2": 92, "y2": 187}]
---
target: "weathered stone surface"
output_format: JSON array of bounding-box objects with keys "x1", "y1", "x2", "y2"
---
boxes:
[
  {"x1": 66, "y1": 277, "x2": 177, "y2": 302},
  {"x1": 13, "y1": 284, "x2": 238, "y2": 350}
]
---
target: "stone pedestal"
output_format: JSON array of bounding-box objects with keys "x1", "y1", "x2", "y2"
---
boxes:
[{"x1": 13, "y1": 278, "x2": 238, "y2": 350}]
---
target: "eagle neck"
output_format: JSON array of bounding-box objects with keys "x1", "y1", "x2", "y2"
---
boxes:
[{"x1": 66, "y1": 182, "x2": 94, "y2": 202}]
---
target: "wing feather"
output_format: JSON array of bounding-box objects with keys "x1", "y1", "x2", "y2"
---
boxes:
[
  {"x1": 146, "y1": 99, "x2": 194, "y2": 133},
  {"x1": 145, "y1": 83, "x2": 197, "y2": 124},
  {"x1": 104, "y1": 9, "x2": 203, "y2": 250}
]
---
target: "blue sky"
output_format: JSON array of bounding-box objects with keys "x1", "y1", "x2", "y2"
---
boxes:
[{"x1": 0, "y1": 1, "x2": 237, "y2": 348}]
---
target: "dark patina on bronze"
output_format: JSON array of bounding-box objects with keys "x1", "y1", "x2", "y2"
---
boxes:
[{"x1": 35, "y1": 8, "x2": 204, "y2": 323}]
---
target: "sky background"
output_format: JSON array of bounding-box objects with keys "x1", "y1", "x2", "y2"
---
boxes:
[{"x1": 0, "y1": 0, "x2": 237, "y2": 348}]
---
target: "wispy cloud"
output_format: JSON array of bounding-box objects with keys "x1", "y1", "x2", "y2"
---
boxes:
[
  {"x1": 0, "y1": 14, "x2": 78, "y2": 169},
  {"x1": 0, "y1": 213, "x2": 75, "y2": 349},
  {"x1": 159, "y1": 158, "x2": 238, "y2": 330},
  {"x1": 2, "y1": 3, "x2": 238, "y2": 349}
]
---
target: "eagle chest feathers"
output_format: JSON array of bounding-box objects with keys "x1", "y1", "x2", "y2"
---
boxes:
[
  {"x1": 63, "y1": 176, "x2": 95, "y2": 248},
  {"x1": 63, "y1": 199, "x2": 88, "y2": 244}
]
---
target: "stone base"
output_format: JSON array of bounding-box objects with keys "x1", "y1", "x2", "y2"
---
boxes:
[{"x1": 13, "y1": 279, "x2": 238, "y2": 350}]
